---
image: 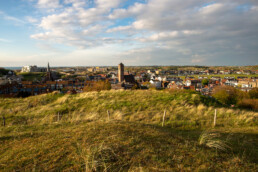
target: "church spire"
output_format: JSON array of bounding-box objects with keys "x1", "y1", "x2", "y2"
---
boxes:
[
  {"x1": 46, "y1": 62, "x2": 53, "y2": 81},
  {"x1": 47, "y1": 62, "x2": 50, "y2": 72}
]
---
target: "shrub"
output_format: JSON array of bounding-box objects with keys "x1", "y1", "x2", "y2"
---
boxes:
[
  {"x1": 249, "y1": 88, "x2": 258, "y2": 99},
  {"x1": 212, "y1": 86, "x2": 245, "y2": 105},
  {"x1": 131, "y1": 84, "x2": 139, "y2": 90},
  {"x1": 237, "y1": 99, "x2": 258, "y2": 111}
]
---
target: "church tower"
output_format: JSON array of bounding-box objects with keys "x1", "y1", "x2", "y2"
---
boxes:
[
  {"x1": 46, "y1": 62, "x2": 53, "y2": 81},
  {"x1": 118, "y1": 63, "x2": 124, "y2": 83}
]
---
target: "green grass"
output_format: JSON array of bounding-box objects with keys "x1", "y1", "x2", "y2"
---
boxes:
[
  {"x1": 0, "y1": 90, "x2": 257, "y2": 171},
  {"x1": 18, "y1": 72, "x2": 46, "y2": 81},
  {"x1": 177, "y1": 74, "x2": 258, "y2": 79}
]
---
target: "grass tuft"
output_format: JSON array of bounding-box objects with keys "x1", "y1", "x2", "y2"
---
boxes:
[{"x1": 199, "y1": 131, "x2": 231, "y2": 151}]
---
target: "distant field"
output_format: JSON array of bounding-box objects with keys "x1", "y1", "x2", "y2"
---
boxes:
[
  {"x1": 177, "y1": 74, "x2": 258, "y2": 79},
  {"x1": 18, "y1": 72, "x2": 46, "y2": 81},
  {"x1": 0, "y1": 90, "x2": 257, "y2": 171}
]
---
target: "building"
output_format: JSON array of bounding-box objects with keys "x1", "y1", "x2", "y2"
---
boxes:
[
  {"x1": 238, "y1": 79, "x2": 257, "y2": 88},
  {"x1": 46, "y1": 62, "x2": 53, "y2": 81},
  {"x1": 21, "y1": 65, "x2": 47, "y2": 73},
  {"x1": 118, "y1": 63, "x2": 124, "y2": 83}
]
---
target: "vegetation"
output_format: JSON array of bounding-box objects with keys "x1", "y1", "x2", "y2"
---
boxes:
[
  {"x1": 201, "y1": 78, "x2": 209, "y2": 86},
  {"x1": 212, "y1": 86, "x2": 240, "y2": 105},
  {"x1": 178, "y1": 74, "x2": 258, "y2": 80},
  {"x1": 0, "y1": 68, "x2": 11, "y2": 77},
  {"x1": 199, "y1": 131, "x2": 230, "y2": 151},
  {"x1": 83, "y1": 80, "x2": 111, "y2": 92},
  {"x1": 0, "y1": 90, "x2": 257, "y2": 171},
  {"x1": 212, "y1": 86, "x2": 258, "y2": 111},
  {"x1": 18, "y1": 72, "x2": 46, "y2": 81},
  {"x1": 249, "y1": 88, "x2": 258, "y2": 99},
  {"x1": 237, "y1": 99, "x2": 258, "y2": 111}
]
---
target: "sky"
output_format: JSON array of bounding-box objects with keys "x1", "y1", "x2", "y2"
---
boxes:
[{"x1": 0, "y1": 0, "x2": 258, "y2": 67}]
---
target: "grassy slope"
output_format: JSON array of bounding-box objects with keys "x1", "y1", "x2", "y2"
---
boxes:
[{"x1": 0, "y1": 90, "x2": 257, "y2": 171}]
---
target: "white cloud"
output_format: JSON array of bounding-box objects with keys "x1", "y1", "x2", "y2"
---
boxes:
[
  {"x1": 251, "y1": 6, "x2": 258, "y2": 11},
  {"x1": 191, "y1": 54, "x2": 206, "y2": 63},
  {"x1": 29, "y1": 0, "x2": 258, "y2": 65},
  {"x1": 108, "y1": 2, "x2": 145, "y2": 19},
  {"x1": 96, "y1": 0, "x2": 121, "y2": 9},
  {"x1": 141, "y1": 31, "x2": 179, "y2": 41},
  {"x1": 37, "y1": 0, "x2": 61, "y2": 9},
  {"x1": 26, "y1": 16, "x2": 38, "y2": 23},
  {"x1": 199, "y1": 3, "x2": 224, "y2": 15},
  {"x1": 106, "y1": 26, "x2": 132, "y2": 33}
]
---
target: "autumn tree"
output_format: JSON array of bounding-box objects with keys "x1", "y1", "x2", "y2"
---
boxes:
[
  {"x1": 83, "y1": 80, "x2": 111, "y2": 92},
  {"x1": 212, "y1": 86, "x2": 239, "y2": 105}
]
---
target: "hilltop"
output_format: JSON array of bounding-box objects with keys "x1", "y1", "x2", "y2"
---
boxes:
[{"x1": 0, "y1": 90, "x2": 257, "y2": 171}]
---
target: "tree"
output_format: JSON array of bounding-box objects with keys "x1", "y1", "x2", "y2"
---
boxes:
[
  {"x1": 202, "y1": 79, "x2": 209, "y2": 86},
  {"x1": 212, "y1": 86, "x2": 239, "y2": 105},
  {"x1": 83, "y1": 80, "x2": 111, "y2": 92}
]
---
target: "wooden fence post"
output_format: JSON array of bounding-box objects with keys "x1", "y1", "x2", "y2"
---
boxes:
[
  {"x1": 2, "y1": 115, "x2": 6, "y2": 127},
  {"x1": 107, "y1": 110, "x2": 110, "y2": 121},
  {"x1": 162, "y1": 109, "x2": 166, "y2": 127},
  {"x1": 213, "y1": 109, "x2": 217, "y2": 127},
  {"x1": 58, "y1": 112, "x2": 60, "y2": 122}
]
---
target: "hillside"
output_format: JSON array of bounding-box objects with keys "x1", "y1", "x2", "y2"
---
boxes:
[{"x1": 0, "y1": 90, "x2": 257, "y2": 171}]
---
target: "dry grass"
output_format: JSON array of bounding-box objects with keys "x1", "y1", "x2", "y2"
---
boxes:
[
  {"x1": 0, "y1": 90, "x2": 257, "y2": 171},
  {"x1": 199, "y1": 131, "x2": 231, "y2": 151},
  {"x1": 1, "y1": 90, "x2": 257, "y2": 130}
]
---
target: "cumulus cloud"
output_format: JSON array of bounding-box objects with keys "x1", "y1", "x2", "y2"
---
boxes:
[
  {"x1": 108, "y1": 2, "x2": 145, "y2": 19},
  {"x1": 106, "y1": 25, "x2": 132, "y2": 33},
  {"x1": 37, "y1": 0, "x2": 61, "y2": 9},
  {"x1": 96, "y1": 0, "x2": 121, "y2": 9},
  {"x1": 30, "y1": 0, "x2": 258, "y2": 65}
]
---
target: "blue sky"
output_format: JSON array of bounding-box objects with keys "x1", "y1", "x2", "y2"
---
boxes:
[{"x1": 0, "y1": 0, "x2": 258, "y2": 67}]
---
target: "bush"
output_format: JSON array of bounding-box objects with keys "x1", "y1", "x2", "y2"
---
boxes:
[
  {"x1": 212, "y1": 86, "x2": 239, "y2": 105},
  {"x1": 249, "y1": 88, "x2": 258, "y2": 99},
  {"x1": 237, "y1": 99, "x2": 258, "y2": 111}
]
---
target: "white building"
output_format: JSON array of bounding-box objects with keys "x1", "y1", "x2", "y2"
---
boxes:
[
  {"x1": 21, "y1": 65, "x2": 47, "y2": 73},
  {"x1": 150, "y1": 80, "x2": 162, "y2": 88}
]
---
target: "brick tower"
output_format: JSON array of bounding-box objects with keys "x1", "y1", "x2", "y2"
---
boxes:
[{"x1": 118, "y1": 63, "x2": 124, "y2": 83}]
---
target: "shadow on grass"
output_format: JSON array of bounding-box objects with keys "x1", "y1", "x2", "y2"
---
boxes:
[{"x1": 152, "y1": 124, "x2": 258, "y2": 164}]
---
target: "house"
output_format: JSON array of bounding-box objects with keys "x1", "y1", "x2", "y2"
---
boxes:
[
  {"x1": 238, "y1": 79, "x2": 257, "y2": 88},
  {"x1": 224, "y1": 78, "x2": 238, "y2": 87},
  {"x1": 185, "y1": 79, "x2": 202, "y2": 90},
  {"x1": 150, "y1": 80, "x2": 162, "y2": 88},
  {"x1": 147, "y1": 70, "x2": 155, "y2": 74}
]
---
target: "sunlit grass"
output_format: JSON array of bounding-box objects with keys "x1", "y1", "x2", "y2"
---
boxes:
[
  {"x1": 0, "y1": 90, "x2": 257, "y2": 171},
  {"x1": 199, "y1": 131, "x2": 231, "y2": 151}
]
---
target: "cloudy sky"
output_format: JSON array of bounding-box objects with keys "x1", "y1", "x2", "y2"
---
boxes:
[{"x1": 0, "y1": 0, "x2": 258, "y2": 67}]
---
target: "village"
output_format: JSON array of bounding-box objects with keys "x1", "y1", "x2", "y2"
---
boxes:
[{"x1": 0, "y1": 63, "x2": 257, "y2": 97}]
